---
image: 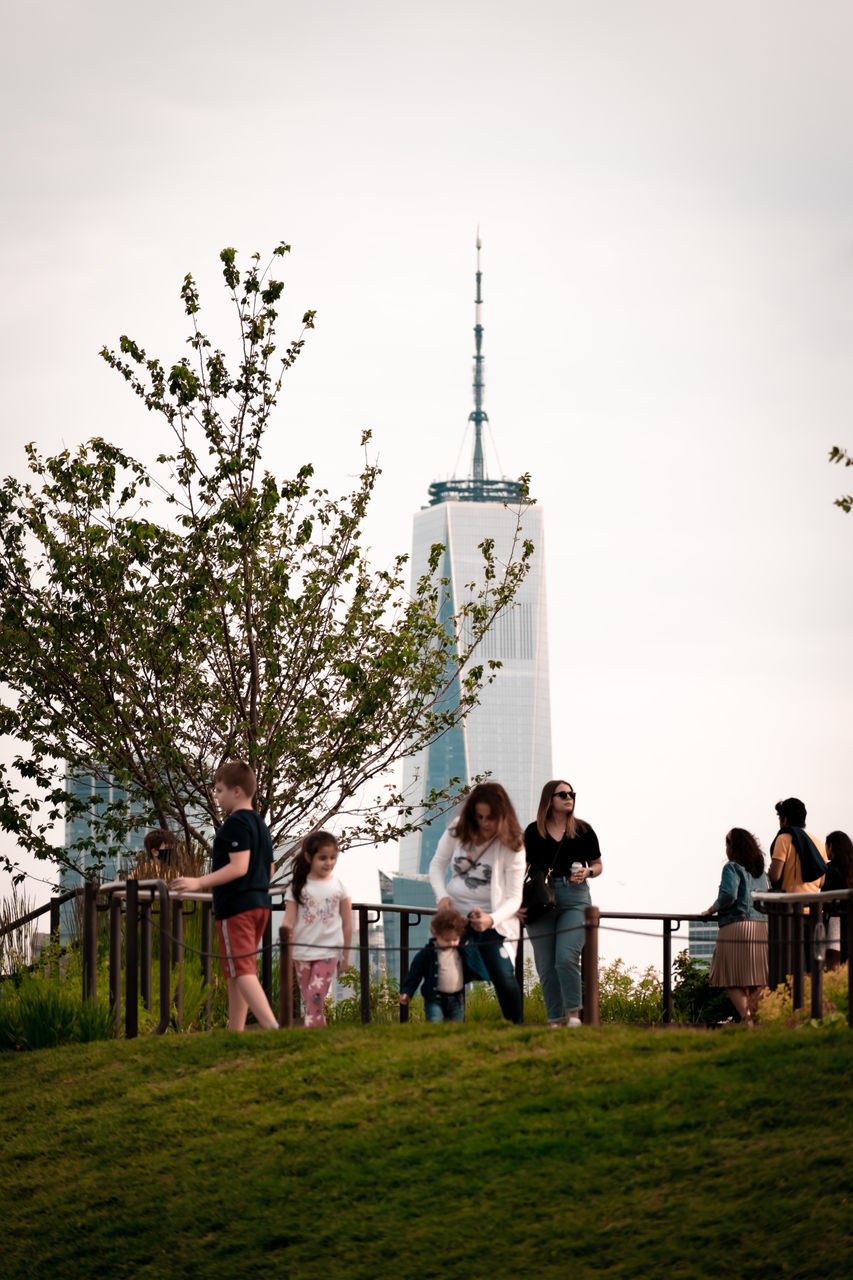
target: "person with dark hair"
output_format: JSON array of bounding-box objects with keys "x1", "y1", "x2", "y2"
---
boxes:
[
  {"x1": 702, "y1": 828, "x2": 769, "y2": 1025},
  {"x1": 142, "y1": 828, "x2": 177, "y2": 866},
  {"x1": 822, "y1": 831, "x2": 853, "y2": 971},
  {"x1": 429, "y1": 782, "x2": 525, "y2": 1023},
  {"x1": 521, "y1": 780, "x2": 602, "y2": 1027},
  {"x1": 283, "y1": 830, "x2": 352, "y2": 1027},
  {"x1": 769, "y1": 798, "x2": 826, "y2": 894},
  {"x1": 398, "y1": 907, "x2": 489, "y2": 1022}
]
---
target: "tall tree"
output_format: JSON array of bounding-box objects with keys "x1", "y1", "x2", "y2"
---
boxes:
[{"x1": 0, "y1": 245, "x2": 532, "y2": 881}]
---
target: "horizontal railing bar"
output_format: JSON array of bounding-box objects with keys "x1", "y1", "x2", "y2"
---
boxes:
[
  {"x1": 0, "y1": 889, "x2": 80, "y2": 938},
  {"x1": 753, "y1": 889, "x2": 852, "y2": 904}
]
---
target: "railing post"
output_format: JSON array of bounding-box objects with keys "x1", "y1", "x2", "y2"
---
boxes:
[
  {"x1": 399, "y1": 912, "x2": 411, "y2": 1024},
  {"x1": 515, "y1": 927, "x2": 525, "y2": 992},
  {"x1": 125, "y1": 879, "x2": 139, "y2": 1039},
  {"x1": 155, "y1": 882, "x2": 171, "y2": 1035},
  {"x1": 662, "y1": 919, "x2": 673, "y2": 1024},
  {"x1": 767, "y1": 899, "x2": 780, "y2": 988},
  {"x1": 279, "y1": 924, "x2": 293, "y2": 1028},
  {"x1": 583, "y1": 905, "x2": 600, "y2": 1026},
  {"x1": 174, "y1": 901, "x2": 184, "y2": 1031},
  {"x1": 201, "y1": 900, "x2": 212, "y2": 1031},
  {"x1": 49, "y1": 896, "x2": 61, "y2": 961},
  {"x1": 791, "y1": 905, "x2": 804, "y2": 1011},
  {"x1": 809, "y1": 901, "x2": 824, "y2": 1021},
  {"x1": 109, "y1": 894, "x2": 122, "y2": 1035},
  {"x1": 171, "y1": 896, "x2": 182, "y2": 965},
  {"x1": 262, "y1": 913, "x2": 273, "y2": 1003},
  {"x1": 140, "y1": 896, "x2": 153, "y2": 1012},
  {"x1": 82, "y1": 882, "x2": 98, "y2": 1004},
  {"x1": 359, "y1": 906, "x2": 371, "y2": 1024},
  {"x1": 848, "y1": 893, "x2": 853, "y2": 1030}
]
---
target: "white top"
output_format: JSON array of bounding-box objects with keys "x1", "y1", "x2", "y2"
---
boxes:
[
  {"x1": 436, "y1": 947, "x2": 464, "y2": 994},
  {"x1": 429, "y1": 827, "x2": 525, "y2": 949},
  {"x1": 285, "y1": 874, "x2": 350, "y2": 962},
  {"x1": 446, "y1": 841, "x2": 498, "y2": 917}
]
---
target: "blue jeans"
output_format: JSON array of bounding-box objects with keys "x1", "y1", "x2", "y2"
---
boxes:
[
  {"x1": 463, "y1": 925, "x2": 523, "y2": 1024},
  {"x1": 424, "y1": 991, "x2": 465, "y2": 1022},
  {"x1": 527, "y1": 878, "x2": 590, "y2": 1020}
]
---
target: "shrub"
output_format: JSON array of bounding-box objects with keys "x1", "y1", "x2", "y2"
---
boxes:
[
  {"x1": 671, "y1": 951, "x2": 734, "y2": 1025},
  {"x1": 756, "y1": 963, "x2": 848, "y2": 1026},
  {"x1": 0, "y1": 969, "x2": 113, "y2": 1051},
  {"x1": 598, "y1": 958, "x2": 663, "y2": 1024},
  {"x1": 330, "y1": 964, "x2": 402, "y2": 1024}
]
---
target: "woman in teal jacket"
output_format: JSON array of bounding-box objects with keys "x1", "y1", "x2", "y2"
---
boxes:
[{"x1": 702, "y1": 828, "x2": 768, "y2": 1025}]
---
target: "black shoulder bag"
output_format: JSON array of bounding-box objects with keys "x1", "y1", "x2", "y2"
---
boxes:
[{"x1": 522, "y1": 857, "x2": 557, "y2": 922}]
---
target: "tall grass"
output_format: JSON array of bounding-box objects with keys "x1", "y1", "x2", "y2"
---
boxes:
[
  {"x1": 0, "y1": 954, "x2": 114, "y2": 1050},
  {"x1": 0, "y1": 886, "x2": 37, "y2": 975}
]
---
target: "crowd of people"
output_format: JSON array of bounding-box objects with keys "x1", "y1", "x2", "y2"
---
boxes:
[{"x1": 167, "y1": 764, "x2": 850, "y2": 1031}]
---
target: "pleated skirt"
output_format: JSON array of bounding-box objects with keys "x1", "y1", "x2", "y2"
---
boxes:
[{"x1": 709, "y1": 919, "x2": 769, "y2": 988}]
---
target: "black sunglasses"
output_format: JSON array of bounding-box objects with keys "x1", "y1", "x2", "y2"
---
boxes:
[{"x1": 553, "y1": 789, "x2": 576, "y2": 800}]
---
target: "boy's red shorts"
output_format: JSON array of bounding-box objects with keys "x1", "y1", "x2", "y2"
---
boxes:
[{"x1": 216, "y1": 908, "x2": 270, "y2": 979}]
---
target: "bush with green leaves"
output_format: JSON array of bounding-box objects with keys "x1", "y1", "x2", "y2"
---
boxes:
[
  {"x1": 671, "y1": 950, "x2": 735, "y2": 1025},
  {"x1": 0, "y1": 965, "x2": 113, "y2": 1051}
]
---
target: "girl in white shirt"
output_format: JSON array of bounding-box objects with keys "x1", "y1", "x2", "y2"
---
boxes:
[
  {"x1": 429, "y1": 782, "x2": 525, "y2": 1023},
  {"x1": 284, "y1": 831, "x2": 353, "y2": 1027}
]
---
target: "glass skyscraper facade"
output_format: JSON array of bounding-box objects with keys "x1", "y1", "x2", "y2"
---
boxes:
[
  {"x1": 398, "y1": 499, "x2": 552, "y2": 875},
  {"x1": 62, "y1": 769, "x2": 148, "y2": 888}
]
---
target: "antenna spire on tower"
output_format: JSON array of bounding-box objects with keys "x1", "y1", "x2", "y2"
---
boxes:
[{"x1": 469, "y1": 228, "x2": 488, "y2": 482}]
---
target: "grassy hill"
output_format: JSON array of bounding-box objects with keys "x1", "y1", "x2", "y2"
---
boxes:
[{"x1": 2, "y1": 1023, "x2": 850, "y2": 1279}]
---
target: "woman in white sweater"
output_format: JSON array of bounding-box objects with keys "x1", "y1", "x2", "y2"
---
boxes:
[{"x1": 429, "y1": 782, "x2": 525, "y2": 1023}]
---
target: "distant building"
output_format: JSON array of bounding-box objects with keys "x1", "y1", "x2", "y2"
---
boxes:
[
  {"x1": 687, "y1": 919, "x2": 718, "y2": 965},
  {"x1": 379, "y1": 870, "x2": 435, "y2": 981},
  {"x1": 62, "y1": 769, "x2": 148, "y2": 883},
  {"x1": 384, "y1": 237, "x2": 553, "y2": 949},
  {"x1": 59, "y1": 768, "x2": 149, "y2": 935}
]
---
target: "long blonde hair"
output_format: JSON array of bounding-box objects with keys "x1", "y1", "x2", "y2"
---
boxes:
[{"x1": 536, "y1": 779, "x2": 588, "y2": 841}]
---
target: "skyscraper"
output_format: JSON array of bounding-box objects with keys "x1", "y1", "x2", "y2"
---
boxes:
[{"x1": 397, "y1": 237, "x2": 553, "y2": 879}]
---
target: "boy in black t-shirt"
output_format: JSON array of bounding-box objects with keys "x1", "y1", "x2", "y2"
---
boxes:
[{"x1": 174, "y1": 761, "x2": 278, "y2": 1032}]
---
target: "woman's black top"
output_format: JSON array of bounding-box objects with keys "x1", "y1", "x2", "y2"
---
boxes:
[{"x1": 524, "y1": 821, "x2": 602, "y2": 879}]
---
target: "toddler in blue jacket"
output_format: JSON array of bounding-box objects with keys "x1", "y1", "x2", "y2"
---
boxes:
[{"x1": 399, "y1": 907, "x2": 489, "y2": 1022}]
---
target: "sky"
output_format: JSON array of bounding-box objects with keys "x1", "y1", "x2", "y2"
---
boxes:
[{"x1": 2, "y1": 0, "x2": 852, "y2": 973}]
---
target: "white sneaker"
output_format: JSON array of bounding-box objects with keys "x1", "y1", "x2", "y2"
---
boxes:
[{"x1": 566, "y1": 1015, "x2": 582, "y2": 1027}]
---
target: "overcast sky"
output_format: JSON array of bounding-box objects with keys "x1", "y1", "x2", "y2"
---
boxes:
[{"x1": 2, "y1": 1, "x2": 852, "y2": 972}]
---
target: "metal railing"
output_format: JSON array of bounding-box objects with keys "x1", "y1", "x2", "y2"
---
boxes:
[
  {"x1": 582, "y1": 892, "x2": 852, "y2": 1029},
  {"x1": 4, "y1": 882, "x2": 850, "y2": 1033},
  {"x1": 753, "y1": 889, "x2": 851, "y2": 1025}
]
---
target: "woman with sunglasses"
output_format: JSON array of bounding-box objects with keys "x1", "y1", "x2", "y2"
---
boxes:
[
  {"x1": 429, "y1": 781, "x2": 525, "y2": 1023},
  {"x1": 522, "y1": 781, "x2": 602, "y2": 1027}
]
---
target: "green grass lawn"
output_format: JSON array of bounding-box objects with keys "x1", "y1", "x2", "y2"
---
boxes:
[{"x1": 2, "y1": 1023, "x2": 850, "y2": 1279}]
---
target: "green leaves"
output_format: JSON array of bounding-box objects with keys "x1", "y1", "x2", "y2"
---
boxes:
[
  {"x1": 829, "y1": 445, "x2": 853, "y2": 512},
  {"x1": 0, "y1": 242, "x2": 532, "y2": 881}
]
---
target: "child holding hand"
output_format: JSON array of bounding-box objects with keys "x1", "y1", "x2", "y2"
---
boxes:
[
  {"x1": 283, "y1": 831, "x2": 352, "y2": 1027},
  {"x1": 399, "y1": 907, "x2": 489, "y2": 1022}
]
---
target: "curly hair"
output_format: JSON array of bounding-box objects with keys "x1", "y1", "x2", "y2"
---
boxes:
[
  {"x1": 289, "y1": 830, "x2": 338, "y2": 905},
  {"x1": 451, "y1": 782, "x2": 523, "y2": 852},
  {"x1": 726, "y1": 828, "x2": 765, "y2": 879},
  {"x1": 430, "y1": 907, "x2": 468, "y2": 938},
  {"x1": 535, "y1": 779, "x2": 589, "y2": 841},
  {"x1": 825, "y1": 831, "x2": 853, "y2": 888}
]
